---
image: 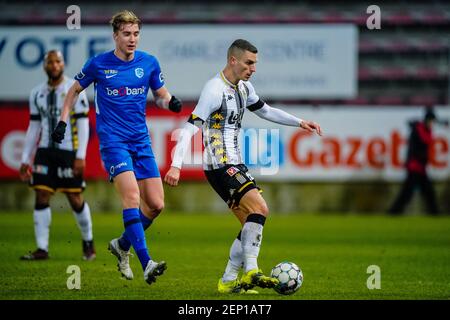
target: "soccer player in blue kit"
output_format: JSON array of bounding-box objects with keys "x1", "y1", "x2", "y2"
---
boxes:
[{"x1": 51, "y1": 10, "x2": 182, "y2": 285}]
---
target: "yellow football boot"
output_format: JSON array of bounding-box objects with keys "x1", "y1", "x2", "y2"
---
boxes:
[
  {"x1": 240, "y1": 269, "x2": 279, "y2": 290},
  {"x1": 218, "y1": 278, "x2": 259, "y2": 294}
]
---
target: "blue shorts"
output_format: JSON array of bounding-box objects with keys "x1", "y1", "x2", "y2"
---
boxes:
[{"x1": 101, "y1": 142, "x2": 160, "y2": 182}]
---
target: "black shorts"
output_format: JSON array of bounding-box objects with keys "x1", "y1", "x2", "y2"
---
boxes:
[
  {"x1": 204, "y1": 164, "x2": 260, "y2": 209},
  {"x1": 30, "y1": 148, "x2": 86, "y2": 193}
]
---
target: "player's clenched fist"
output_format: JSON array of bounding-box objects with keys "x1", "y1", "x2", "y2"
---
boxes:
[
  {"x1": 19, "y1": 163, "x2": 32, "y2": 182},
  {"x1": 164, "y1": 166, "x2": 181, "y2": 186}
]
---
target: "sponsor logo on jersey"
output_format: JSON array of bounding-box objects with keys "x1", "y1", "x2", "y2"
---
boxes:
[
  {"x1": 228, "y1": 110, "x2": 244, "y2": 125},
  {"x1": 135, "y1": 68, "x2": 144, "y2": 78},
  {"x1": 159, "y1": 72, "x2": 164, "y2": 83},
  {"x1": 104, "y1": 70, "x2": 118, "y2": 79},
  {"x1": 226, "y1": 166, "x2": 239, "y2": 177},
  {"x1": 106, "y1": 86, "x2": 146, "y2": 96}
]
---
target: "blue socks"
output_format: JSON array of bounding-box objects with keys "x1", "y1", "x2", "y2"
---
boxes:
[
  {"x1": 122, "y1": 208, "x2": 151, "y2": 270},
  {"x1": 118, "y1": 209, "x2": 153, "y2": 251}
]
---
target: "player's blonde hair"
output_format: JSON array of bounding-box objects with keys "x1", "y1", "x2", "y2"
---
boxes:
[{"x1": 110, "y1": 10, "x2": 142, "y2": 33}]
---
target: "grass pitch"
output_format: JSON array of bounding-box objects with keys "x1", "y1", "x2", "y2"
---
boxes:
[{"x1": 0, "y1": 211, "x2": 449, "y2": 300}]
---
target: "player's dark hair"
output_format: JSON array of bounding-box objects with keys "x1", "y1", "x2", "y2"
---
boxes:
[
  {"x1": 110, "y1": 10, "x2": 142, "y2": 33},
  {"x1": 44, "y1": 50, "x2": 64, "y2": 63},
  {"x1": 227, "y1": 39, "x2": 258, "y2": 59}
]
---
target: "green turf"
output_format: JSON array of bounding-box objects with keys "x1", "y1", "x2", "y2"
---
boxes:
[{"x1": 0, "y1": 211, "x2": 449, "y2": 300}]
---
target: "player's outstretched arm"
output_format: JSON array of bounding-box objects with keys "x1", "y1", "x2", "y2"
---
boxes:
[
  {"x1": 152, "y1": 87, "x2": 182, "y2": 113},
  {"x1": 51, "y1": 81, "x2": 84, "y2": 143},
  {"x1": 252, "y1": 103, "x2": 323, "y2": 136}
]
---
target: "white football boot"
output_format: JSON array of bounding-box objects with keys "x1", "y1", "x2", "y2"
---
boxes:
[
  {"x1": 108, "y1": 238, "x2": 134, "y2": 280},
  {"x1": 143, "y1": 260, "x2": 167, "y2": 285}
]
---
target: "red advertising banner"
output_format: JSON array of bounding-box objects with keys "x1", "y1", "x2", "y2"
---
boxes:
[
  {"x1": 1, "y1": 105, "x2": 449, "y2": 182},
  {"x1": 0, "y1": 108, "x2": 34, "y2": 179},
  {"x1": 0, "y1": 105, "x2": 204, "y2": 181}
]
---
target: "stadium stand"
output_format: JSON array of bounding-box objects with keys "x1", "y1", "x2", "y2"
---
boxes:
[{"x1": 0, "y1": 0, "x2": 448, "y2": 106}]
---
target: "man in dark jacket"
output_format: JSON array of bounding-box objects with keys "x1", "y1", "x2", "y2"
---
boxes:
[{"x1": 389, "y1": 108, "x2": 439, "y2": 215}]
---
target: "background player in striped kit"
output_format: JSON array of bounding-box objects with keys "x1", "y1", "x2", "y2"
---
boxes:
[
  {"x1": 19, "y1": 50, "x2": 95, "y2": 261},
  {"x1": 52, "y1": 11, "x2": 182, "y2": 285},
  {"x1": 165, "y1": 39, "x2": 322, "y2": 294}
]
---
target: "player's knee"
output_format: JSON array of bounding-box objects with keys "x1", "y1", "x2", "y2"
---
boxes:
[
  {"x1": 35, "y1": 199, "x2": 50, "y2": 209},
  {"x1": 67, "y1": 193, "x2": 84, "y2": 212},
  {"x1": 35, "y1": 202, "x2": 50, "y2": 210},
  {"x1": 240, "y1": 201, "x2": 269, "y2": 217},
  {"x1": 154, "y1": 202, "x2": 165, "y2": 214},
  {"x1": 149, "y1": 201, "x2": 165, "y2": 218},
  {"x1": 70, "y1": 200, "x2": 84, "y2": 212},
  {"x1": 122, "y1": 191, "x2": 140, "y2": 208},
  {"x1": 35, "y1": 190, "x2": 51, "y2": 208},
  {"x1": 248, "y1": 201, "x2": 269, "y2": 216},
  {"x1": 256, "y1": 202, "x2": 269, "y2": 216}
]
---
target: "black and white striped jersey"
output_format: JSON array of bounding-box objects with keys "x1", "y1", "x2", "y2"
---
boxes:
[
  {"x1": 191, "y1": 72, "x2": 264, "y2": 170},
  {"x1": 22, "y1": 77, "x2": 89, "y2": 162}
]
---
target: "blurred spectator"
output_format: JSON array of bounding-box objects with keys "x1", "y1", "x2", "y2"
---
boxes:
[{"x1": 388, "y1": 107, "x2": 447, "y2": 215}]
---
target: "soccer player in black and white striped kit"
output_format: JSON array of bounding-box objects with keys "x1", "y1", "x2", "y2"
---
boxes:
[
  {"x1": 19, "y1": 50, "x2": 95, "y2": 261},
  {"x1": 164, "y1": 39, "x2": 322, "y2": 294}
]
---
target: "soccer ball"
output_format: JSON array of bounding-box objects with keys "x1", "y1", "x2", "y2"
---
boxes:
[{"x1": 270, "y1": 261, "x2": 303, "y2": 295}]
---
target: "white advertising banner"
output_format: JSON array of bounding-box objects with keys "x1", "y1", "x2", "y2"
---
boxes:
[
  {"x1": 0, "y1": 25, "x2": 357, "y2": 100},
  {"x1": 242, "y1": 106, "x2": 450, "y2": 181}
]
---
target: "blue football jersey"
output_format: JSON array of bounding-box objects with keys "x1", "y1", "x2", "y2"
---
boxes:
[{"x1": 75, "y1": 50, "x2": 164, "y2": 149}]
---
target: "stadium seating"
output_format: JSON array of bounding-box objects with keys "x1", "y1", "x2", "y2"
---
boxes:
[{"x1": 0, "y1": 1, "x2": 448, "y2": 106}]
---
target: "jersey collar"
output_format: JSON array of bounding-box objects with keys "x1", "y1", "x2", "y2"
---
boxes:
[
  {"x1": 220, "y1": 71, "x2": 239, "y2": 90},
  {"x1": 46, "y1": 76, "x2": 68, "y2": 92}
]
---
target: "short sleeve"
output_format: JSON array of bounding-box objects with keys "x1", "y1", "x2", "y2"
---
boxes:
[
  {"x1": 28, "y1": 88, "x2": 41, "y2": 121},
  {"x1": 149, "y1": 57, "x2": 165, "y2": 91},
  {"x1": 73, "y1": 90, "x2": 89, "y2": 116},
  {"x1": 191, "y1": 80, "x2": 223, "y2": 121},
  {"x1": 74, "y1": 57, "x2": 96, "y2": 89},
  {"x1": 244, "y1": 81, "x2": 264, "y2": 112}
]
